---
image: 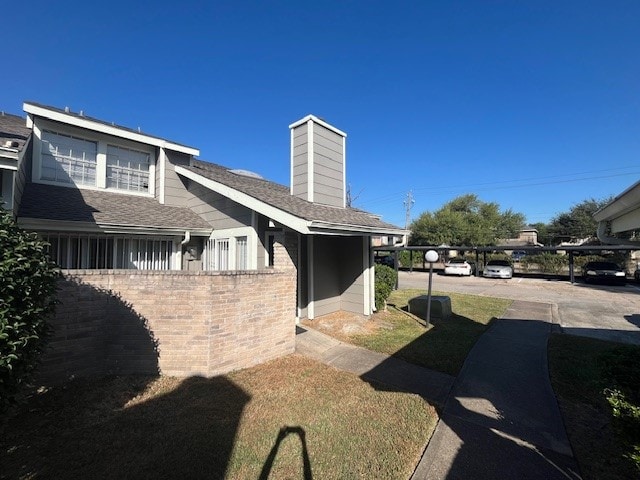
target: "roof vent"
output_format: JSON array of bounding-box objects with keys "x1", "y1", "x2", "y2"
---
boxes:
[
  {"x1": 64, "y1": 106, "x2": 70, "y2": 113},
  {"x1": 229, "y1": 169, "x2": 264, "y2": 179},
  {"x1": 3, "y1": 140, "x2": 19, "y2": 148},
  {"x1": 79, "y1": 110, "x2": 84, "y2": 117},
  {"x1": 137, "y1": 126, "x2": 141, "y2": 133}
]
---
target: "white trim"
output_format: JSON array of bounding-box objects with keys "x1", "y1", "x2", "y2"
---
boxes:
[
  {"x1": 307, "y1": 120, "x2": 314, "y2": 203},
  {"x1": 17, "y1": 217, "x2": 211, "y2": 236},
  {"x1": 362, "y1": 236, "x2": 371, "y2": 315},
  {"x1": 342, "y1": 135, "x2": 347, "y2": 208},
  {"x1": 0, "y1": 158, "x2": 18, "y2": 171},
  {"x1": 24, "y1": 103, "x2": 199, "y2": 155},
  {"x1": 288, "y1": 114, "x2": 347, "y2": 138},
  {"x1": 297, "y1": 232, "x2": 302, "y2": 321},
  {"x1": 159, "y1": 147, "x2": 166, "y2": 204},
  {"x1": 176, "y1": 165, "x2": 312, "y2": 234},
  {"x1": 289, "y1": 127, "x2": 294, "y2": 196},
  {"x1": 308, "y1": 236, "x2": 315, "y2": 320},
  {"x1": 369, "y1": 246, "x2": 376, "y2": 313}
]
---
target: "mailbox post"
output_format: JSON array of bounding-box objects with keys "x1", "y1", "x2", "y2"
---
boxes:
[{"x1": 424, "y1": 250, "x2": 439, "y2": 325}]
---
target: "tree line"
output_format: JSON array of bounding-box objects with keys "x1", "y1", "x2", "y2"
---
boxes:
[{"x1": 409, "y1": 193, "x2": 613, "y2": 247}]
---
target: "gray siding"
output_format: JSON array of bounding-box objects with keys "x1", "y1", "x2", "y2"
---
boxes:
[
  {"x1": 311, "y1": 123, "x2": 344, "y2": 208},
  {"x1": 187, "y1": 183, "x2": 252, "y2": 229},
  {"x1": 339, "y1": 236, "x2": 366, "y2": 314},
  {"x1": 291, "y1": 125, "x2": 308, "y2": 199},
  {"x1": 312, "y1": 236, "x2": 341, "y2": 317},
  {"x1": 164, "y1": 151, "x2": 191, "y2": 207}
]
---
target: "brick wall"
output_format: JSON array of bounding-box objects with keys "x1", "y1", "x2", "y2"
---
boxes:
[{"x1": 37, "y1": 233, "x2": 297, "y2": 383}]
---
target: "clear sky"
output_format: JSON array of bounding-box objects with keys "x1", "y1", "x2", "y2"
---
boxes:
[{"x1": 3, "y1": 1, "x2": 639, "y2": 228}]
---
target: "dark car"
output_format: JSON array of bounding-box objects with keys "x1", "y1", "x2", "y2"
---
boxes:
[
  {"x1": 511, "y1": 250, "x2": 526, "y2": 262},
  {"x1": 374, "y1": 255, "x2": 395, "y2": 268},
  {"x1": 582, "y1": 261, "x2": 627, "y2": 285}
]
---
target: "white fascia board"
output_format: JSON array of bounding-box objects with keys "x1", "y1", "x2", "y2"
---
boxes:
[
  {"x1": 594, "y1": 180, "x2": 640, "y2": 222},
  {"x1": 309, "y1": 221, "x2": 407, "y2": 236},
  {"x1": 0, "y1": 158, "x2": 18, "y2": 170},
  {"x1": 17, "y1": 218, "x2": 211, "y2": 236},
  {"x1": 23, "y1": 103, "x2": 199, "y2": 156},
  {"x1": 175, "y1": 165, "x2": 312, "y2": 234},
  {"x1": 288, "y1": 115, "x2": 347, "y2": 138}
]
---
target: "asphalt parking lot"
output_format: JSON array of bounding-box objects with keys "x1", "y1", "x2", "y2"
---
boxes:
[{"x1": 398, "y1": 270, "x2": 640, "y2": 345}]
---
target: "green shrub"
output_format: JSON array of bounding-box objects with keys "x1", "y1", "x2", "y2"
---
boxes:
[
  {"x1": 375, "y1": 265, "x2": 397, "y2": 311},
  {"x1": 0, "y1": 208, "x2": 59, "y2": 412},
  {"x1": 601, "y1": 345, "x2": 640, "y2": 472},
  {"x1": 521, "y1": 253, "x2": 568, "y2": 274}
]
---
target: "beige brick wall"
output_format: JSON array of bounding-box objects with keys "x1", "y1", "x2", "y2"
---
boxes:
[{"x1": 38, "y1": 234, "x2": 297, "y2": 383}]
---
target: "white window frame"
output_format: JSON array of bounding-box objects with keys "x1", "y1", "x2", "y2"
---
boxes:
[
  {"x1": 204, "y1": 226, "x2": 257, "y2": 271},
  {"x1": 32, "y1": 118, "x2": 156, "y2": 197}
]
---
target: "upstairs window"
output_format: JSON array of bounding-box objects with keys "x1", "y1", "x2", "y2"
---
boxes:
[
  {"x1": 107, "y1": 145, "x2": 150, "y2": 192},
  {"x1": 41, "y1": 131, "x2": 97, "y2": 186}
]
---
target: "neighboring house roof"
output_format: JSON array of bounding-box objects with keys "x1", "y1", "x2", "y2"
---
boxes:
[
  {"x1": 18, "y1": 183, "x2": 212, "y2": 233},
  {"x1": 23, "y1": 101, "x2": 199, "y2": 156},
  {"x1": 177, "y1": 160, "x2": 404, "y2": 236},
  {"x1": 0, "y1": 112, "x2": 30, "y2": 162}
]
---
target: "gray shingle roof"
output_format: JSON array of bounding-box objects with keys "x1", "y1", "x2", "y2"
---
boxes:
[
  {"x1": 19, "y1": 183, "x2": 211, "y2": 231},
  {"x1": 183, "y1": 160, "x2": 403, "y2": 232},
  {"x1": 0, "y1": 112, "x2": 30, "y2": 151}
]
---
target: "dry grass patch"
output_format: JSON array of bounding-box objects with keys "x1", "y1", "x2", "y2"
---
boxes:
[
  {"x1": 1, "y1": 355, "x2": 437, "y2": 480},
  {"x1": 306, "y1": 289, "x2": 511, "y2": 376}
]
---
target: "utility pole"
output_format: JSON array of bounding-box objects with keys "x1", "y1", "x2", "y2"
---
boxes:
[{"x1": 404, "y1": 190, "x2": 415, "y2": 230}]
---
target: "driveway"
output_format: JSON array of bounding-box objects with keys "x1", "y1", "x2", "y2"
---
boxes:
[{"x1": 399, "y1": 270, "x2": 640, "y2": 345}]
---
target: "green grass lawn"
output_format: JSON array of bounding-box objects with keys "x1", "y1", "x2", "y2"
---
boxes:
[
  {"x1": 352, "y1": 289, "x2": 512, "y2": 376},
  {"x1": 548, "y1": 333, "x2": 640, "y2": 480},
  {"x1": 1, "y1": 355, "x2": 437, "y2": 479}
]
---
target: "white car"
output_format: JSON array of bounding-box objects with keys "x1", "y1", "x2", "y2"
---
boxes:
[
  {"x1": 444, "y1": 258, "x2": 474, "y2": 276},
  {"x1": 483, "y1": 259, "x2": 513, "y2": 279}
]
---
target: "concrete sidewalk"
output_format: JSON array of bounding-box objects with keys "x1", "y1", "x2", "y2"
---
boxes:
[
  {"x1": 413, "y1": 300, "x2": 581, "y2": 479},
  {"x1": 295, "y1": 325, "x2": 454, "y2": 406}
]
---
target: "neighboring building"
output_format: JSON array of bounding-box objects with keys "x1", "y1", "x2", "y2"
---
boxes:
[
  {"x1": 498, "y1": 226, "x2": 543, "y2": 248},
  {"x1": 0, "y1": 112, "x2": 31, "y2": 210},
  {"x1": 10, "y1": 102, "x2": 404, "y2": 320}
]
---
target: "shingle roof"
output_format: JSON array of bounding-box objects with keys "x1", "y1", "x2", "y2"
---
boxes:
[
  {"x1": 18, "y1": 183, "x2": 211, "y2": 231},
  {"x1": 0, "y1": 112, "x2": 30, "y2": 151},
  {"x1": 182, "y1": 160, "x2": 403, "y2": 232}
]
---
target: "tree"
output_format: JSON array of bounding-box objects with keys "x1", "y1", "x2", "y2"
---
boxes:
[
  {"x1": 409, "y1": 194, "x2": 525, "y2": 246},
  {"x1": 547, "y1": 198, "x2": 612, "y2": 243},
  {"x1": 0, "y1": 208, "x2": 59, "y2": 412}
]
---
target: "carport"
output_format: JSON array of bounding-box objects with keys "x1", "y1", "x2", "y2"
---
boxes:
[{"x1": 374, "y1": 244, "x2": 637, "y2": 286}]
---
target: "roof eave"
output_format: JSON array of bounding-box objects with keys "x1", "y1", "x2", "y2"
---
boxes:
[
  {"x1": 23, "y1": 102, "x2": 199, "y2": 156},
  {"x1": 593, "y1": 180, "x2": 640, "y2": 222},
  {"x1": 17, "y1": 217, "x2": 212, "y2": 235}
]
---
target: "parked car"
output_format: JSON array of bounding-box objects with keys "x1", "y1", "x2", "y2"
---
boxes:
[
  {"x1": 444, "y1": 258, "x2": 475, "y2": 276},
  {"x1": 374, "y1": 255, "x2": 395, "y2": 268},
  {"x1": 511, "y1": 250, "x2": 526, "y2": 262},
  {"x1": 483, "y1": 259, "x2": 513, "y2": 279},
  {"x1": 582, "y1": 261, "x2": 626, "y2": 285}
]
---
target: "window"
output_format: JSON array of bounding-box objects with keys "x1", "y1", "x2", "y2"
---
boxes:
[
  {"x1": 42, "y1": 233, "x2": 173, "y2": 270},
  {"x1": 204, "y1": 234, "x2": 252, "y2": 271},
  {"x1": 107, "y1": 145, "x2": 150, "y2": 192},
  {"x1": 41, "y1": 131, "x2": 97, "y2": 186}
]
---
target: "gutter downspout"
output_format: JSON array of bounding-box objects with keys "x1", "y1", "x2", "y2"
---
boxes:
[{"x1": 181, "y1": 231, "x2": 191, "y2": 245}]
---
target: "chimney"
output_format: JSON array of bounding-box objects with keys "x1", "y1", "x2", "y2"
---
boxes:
[{"x1": 289, "y1": 115, "x2": 347, "y2": 208}]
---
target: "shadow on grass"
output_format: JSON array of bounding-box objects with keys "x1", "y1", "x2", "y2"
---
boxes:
[
  {"x1": 259, "y1": 426, "x2": 313, "y2": 480},
  {"x1": 1, "y1": 375, "x2": 251, "y2": 479}
]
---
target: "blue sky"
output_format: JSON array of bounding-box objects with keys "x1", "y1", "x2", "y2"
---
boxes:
[{"x1": 3, "y1": 1, "x2": 639, "y2": 228}]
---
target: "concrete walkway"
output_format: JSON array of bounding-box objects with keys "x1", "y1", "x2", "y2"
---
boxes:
[
  {"x1": 295, "y1": 325, "x2": 455, "y2": 406},
  {"x1": 296, "y1": 299, "x2": 582, "y2": 479},
  {"x1": 413, "y1": 300, "x2": 581, "y2": 479}
]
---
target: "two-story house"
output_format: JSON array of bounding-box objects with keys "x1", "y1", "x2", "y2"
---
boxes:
[{"x1": 8, "y1": 102, "x2": 404, "y2": 321}]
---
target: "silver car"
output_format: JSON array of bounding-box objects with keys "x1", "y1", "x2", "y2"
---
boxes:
[{"x1": 483, "y1": 259, "x2": 513, "y2": 279}]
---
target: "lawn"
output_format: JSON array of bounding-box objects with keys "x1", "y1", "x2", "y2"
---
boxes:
[
  {"x1": 318, "y1": 289, "x2": 511, "y2": 376},
  {"x1": 548, "y1": 333, "x2": 640, "y2": 480},
  {"x1": 0, "y1": 354, "x2": 437, "y2": 479}
]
